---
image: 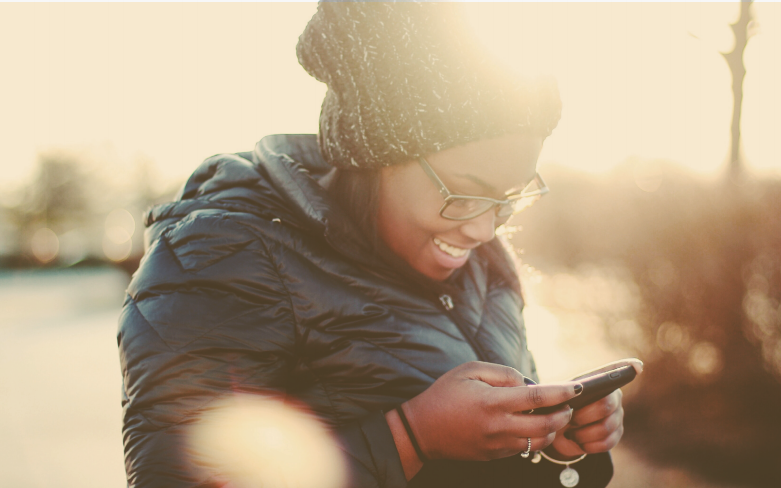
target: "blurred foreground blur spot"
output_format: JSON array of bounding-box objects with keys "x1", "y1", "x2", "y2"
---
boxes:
[{"x1": 190, "y1": 395, "x2": 347, "y2": 488}]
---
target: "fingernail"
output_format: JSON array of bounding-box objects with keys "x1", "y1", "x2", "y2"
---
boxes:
[{"x1": 574, "y1": 383, "x2": 583, "y2": 395}]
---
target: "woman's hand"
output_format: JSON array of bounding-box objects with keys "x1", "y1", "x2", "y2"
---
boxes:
[
  {"x1": 547, "y1": 359, "x2": 643, "y2": 460},
  {"x1": 386, "y1": 361, "x2": 583, "y2": 479}
]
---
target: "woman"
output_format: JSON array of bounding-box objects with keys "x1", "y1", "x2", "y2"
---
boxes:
[{"x1": 118, "y1": 3, "x2": 640, "y2": 487}]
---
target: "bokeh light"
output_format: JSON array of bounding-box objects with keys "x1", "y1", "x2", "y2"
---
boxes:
[
  {"x1": 656, "y1": 321, "x2": 691, "y2": 354},
  {"x1": 103, "y1": 209, "x2": 134, "y2": 262},
  {"x1": 688, "y1": 341, "x2": 723, "y2": 378},
  {"x1": 57, "y1": 229, "x2": 88, "y2": 266},
  {"x1": 105, "y1": 208, "x2": 135, "y2": 241},
  {"x1": 190, "y1": 395, "x2": 347, "y2": 488},
  {"x1": 30, "y1": 228, "x2": 59, "y2": 263},
  {"x1": 102, "y1": 234, "x2": 131, "y2": 262}
]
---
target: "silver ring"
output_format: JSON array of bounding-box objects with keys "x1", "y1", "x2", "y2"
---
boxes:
[{"x1": 520, "y1": 437, "x2": 531, "y2": 458}]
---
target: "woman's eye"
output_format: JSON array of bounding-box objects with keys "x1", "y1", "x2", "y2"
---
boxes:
[{"x1": 450, "y1": 198, "x2": 477, "y2": 209}]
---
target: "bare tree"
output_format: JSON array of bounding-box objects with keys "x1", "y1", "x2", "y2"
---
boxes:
[{"x1": 721, "y1": 0, "x2": 755, "y2": 181}]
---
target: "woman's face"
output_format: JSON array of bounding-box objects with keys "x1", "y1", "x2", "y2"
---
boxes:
[{"x1": 376, "y1": 133, "x2": 543, "y2": 281}]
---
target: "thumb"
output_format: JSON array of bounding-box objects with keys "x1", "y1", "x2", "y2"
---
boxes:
[{"x1": 464, "y1": 362, "x2": 528, "y2": 388}]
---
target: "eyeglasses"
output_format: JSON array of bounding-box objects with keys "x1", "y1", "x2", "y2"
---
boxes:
[{"x1": 418, "y1": 156, "x2": 549, "y2": 224}]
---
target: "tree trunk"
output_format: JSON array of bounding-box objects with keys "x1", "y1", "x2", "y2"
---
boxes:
[{"x1": 721, "y1": 0, "x2": 753, "y2": 182}]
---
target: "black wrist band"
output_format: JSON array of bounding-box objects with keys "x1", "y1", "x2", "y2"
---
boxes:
[{"x1": 395, "y1": 405, "x2": 429, "y2": 463}]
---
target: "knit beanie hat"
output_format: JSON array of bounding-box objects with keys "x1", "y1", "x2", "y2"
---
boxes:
[{"x1": 296, "y1": 2, "x2": 562, "y2": 170}]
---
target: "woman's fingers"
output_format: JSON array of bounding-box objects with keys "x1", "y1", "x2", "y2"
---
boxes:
[
  {"x1": 463, "y1": 361, "x2": 529, "y2": 388},
  {"x1": 578, "y1": 424, "x2": 624, "y2": 453},
  {"x1": 493, "y1": 382, "x2": 583, "y2": 413},
  {"x1": 501, "y1": 406, "x2": 573, "y2": 438},
  {"x1": 566, "y1": 407, "x2": 624, "y2": 445},
  {"x1": 508, "y1": 433, "x2": 557, "y2": 454},
  {"x1": 571, "y1": 389, "x2": 622, "y2": 427}
]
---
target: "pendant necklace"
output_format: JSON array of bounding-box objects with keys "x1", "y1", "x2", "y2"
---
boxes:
[{"x1": 535, "y1": 451, "x2": 588, "y2": 487}]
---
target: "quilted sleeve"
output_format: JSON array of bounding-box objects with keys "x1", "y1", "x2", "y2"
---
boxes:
[
  {"x1": 335, "y1": 411, "x2": 408, "y2": 488},
  {"x1": 118, "y1": 211, "x2": 409, "y2": 488},
  {"x1": 118, "y1": 211, "x2": 298, "y2": 487}
]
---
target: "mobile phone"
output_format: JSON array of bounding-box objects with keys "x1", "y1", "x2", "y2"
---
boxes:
[{"x1": 527, "y1": 364, "x2": 638, "y2": 414}]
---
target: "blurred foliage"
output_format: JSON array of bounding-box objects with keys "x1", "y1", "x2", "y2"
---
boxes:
[
  {"x1": 10, "y1": 152, "x2": 94, "y2": 229},
  {"x1": 0, "y1": 149, "x2": 177, "y2": 270},
  {"x1": 512, "y1": 160, "x2": 781, "y2": 487}
]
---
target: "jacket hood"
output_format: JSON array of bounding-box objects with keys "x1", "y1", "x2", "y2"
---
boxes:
[{"x1": 144, "y1": 134, "x2": 379, "y2": 268}]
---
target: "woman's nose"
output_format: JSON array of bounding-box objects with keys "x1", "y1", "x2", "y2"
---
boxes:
[{"x1": 459, "y1": 209, "x2": 497, "y2": 243}]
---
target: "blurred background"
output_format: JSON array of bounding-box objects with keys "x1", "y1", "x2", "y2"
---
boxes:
[{"x1": 1, "y1": 2, "x2": 779, "y2": 487}]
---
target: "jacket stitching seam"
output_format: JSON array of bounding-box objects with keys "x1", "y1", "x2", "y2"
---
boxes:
[
  {"x1": 173, "y1": 306, "x2": 260, "y2": 352},
  {"x1": 357, "y1": 337, "x2": 438, "y2": 381},
  {"x1": 127, "y1": 365, "x2": 288, "y2": 431},
  {"x1": 128, "y1": 297, "x2": 176, "y2": 352},
  {"x1": 236, "y1": 219, "x2": 301, "y2": 365},
  {"x1": 340, "y1": 449, "x2": 381, "y2": 484},
  {"x1": 358, "y1": 421, "x2": 384, "y2": 486},
  {"x1": 231, "y1": 218, "x2": 345, "y2": 423},
  {"x1": 161, "y1": 226, "x2": 193, "y2": 275},
  {"x1": 304, "y1": 361, "x2": 344, "y2": 423}
]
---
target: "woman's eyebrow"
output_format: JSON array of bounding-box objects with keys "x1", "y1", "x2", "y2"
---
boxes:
[
  {"x1": 452, "y1": 170, "x2": 536, "y2": 196},
  {"x1": 451, "y1": 172, "x2": 498, "y2": 194}
]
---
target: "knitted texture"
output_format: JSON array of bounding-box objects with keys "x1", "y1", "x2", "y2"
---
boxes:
[{"x1": 297, "y1": 2, "x2": 562, "y2": 170}]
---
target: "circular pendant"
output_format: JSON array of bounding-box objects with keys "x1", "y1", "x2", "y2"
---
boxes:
[{"x1": 559, "y1": 466, "x2": 579, "y2": 487}]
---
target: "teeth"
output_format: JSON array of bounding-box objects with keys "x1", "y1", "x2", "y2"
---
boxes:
[{"x1": 433, "y1": 238, "x2": 469, "y2": 258}]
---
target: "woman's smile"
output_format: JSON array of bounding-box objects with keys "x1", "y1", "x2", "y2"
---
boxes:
[
  {"x1": 431, "y1": 237, "x2": 472, "y2": 269},
  {"x1": 432, "y1": 238, "x2": 470, "y2": 258}
]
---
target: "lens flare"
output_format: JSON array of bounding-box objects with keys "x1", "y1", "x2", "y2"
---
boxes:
[{"x1": 189, "y1": 395, "x2": 347, "y2": 488}]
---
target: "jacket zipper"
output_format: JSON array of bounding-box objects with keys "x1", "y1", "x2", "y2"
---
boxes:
[{"x1": 438, "y1": 294, "x2": 490, "y2": 363}]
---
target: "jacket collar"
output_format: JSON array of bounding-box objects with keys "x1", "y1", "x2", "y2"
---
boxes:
[{"x1": 252, "y1": 134, "x2": 384, "y2": 270}]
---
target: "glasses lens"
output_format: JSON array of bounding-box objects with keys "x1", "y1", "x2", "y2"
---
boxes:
[{"x1": 442, "y1": 198, "x2": 495, "y2": 220}]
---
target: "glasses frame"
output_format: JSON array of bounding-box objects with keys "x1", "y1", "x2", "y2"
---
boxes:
[{"x1": 418, "y1": 156, "x2": 549, "y2": 222}]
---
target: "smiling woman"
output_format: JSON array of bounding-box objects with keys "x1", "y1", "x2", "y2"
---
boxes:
[
  {"x1": 118, "y1": 3, "x2": 632, "y2": 488},
  {"x1": 377, "y1": 134, "x2": 544, "y2": 281}
]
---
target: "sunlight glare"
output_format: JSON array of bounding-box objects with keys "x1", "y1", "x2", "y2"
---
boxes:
[{"x1": 190, "y1": 395, "x2": 347, "y2": 488}]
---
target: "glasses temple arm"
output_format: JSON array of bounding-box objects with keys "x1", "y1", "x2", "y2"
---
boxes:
[{"x1": 418, "y1": 157, "x2": 452, "y2": 199}]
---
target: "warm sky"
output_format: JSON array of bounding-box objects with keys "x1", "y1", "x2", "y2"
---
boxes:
[{"x1": 1, "y1": 2, "x2": 779, "y2": 189}]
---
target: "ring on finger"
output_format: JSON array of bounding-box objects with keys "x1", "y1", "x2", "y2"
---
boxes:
[{"x1": 520, "y1": 437, "x2": 532, "y2": 458}]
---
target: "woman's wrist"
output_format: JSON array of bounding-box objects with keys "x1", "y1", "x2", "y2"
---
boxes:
[{"x1": 385, "y1": 407, "x2": 424, "y2": 481}]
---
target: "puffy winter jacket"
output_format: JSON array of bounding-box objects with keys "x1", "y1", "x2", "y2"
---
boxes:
[{"x1": 118, "y1": 134, "x2": 613, "y2": 487}]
